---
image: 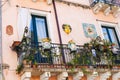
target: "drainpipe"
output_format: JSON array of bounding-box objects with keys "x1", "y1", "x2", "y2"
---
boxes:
[
  {"x1": 52, "y1": 0, "x2": 62, "y2": 44},
  {"x1": 0, "y1": 0, "x2": 3, "y2": 79},
  {"x1": 52, "y1": 0, "x2": 65, "y2": 63}
]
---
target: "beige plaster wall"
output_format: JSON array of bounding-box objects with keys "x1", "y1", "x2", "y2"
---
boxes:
[
  {"x1": 2, "y1": 0, "x2": 56, "y2": 80},
  {"x1": 2, "y1": 0, "x2": 20, "y2": 80},
  {"x1": 55, "y1": 2, "x2": 119, "y2": 45}
]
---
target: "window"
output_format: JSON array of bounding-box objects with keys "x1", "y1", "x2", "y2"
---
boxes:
[
  {"x1": 102, "y1": 26, "x2": 120, "y2": 48},
  {"x1": 31, "y1": 15, "x2": 49, "y2": 42},
  {"x1": 31, "y1": 15, "x2": 50, "y2": 63}
]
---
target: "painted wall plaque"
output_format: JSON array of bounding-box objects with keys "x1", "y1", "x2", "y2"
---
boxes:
[
  {"x1": 82, "y1": 23, "x2": 97, "y2": 38},
  {"x1": 6, "y1": 25, "x2": 13, "y2": 35}
]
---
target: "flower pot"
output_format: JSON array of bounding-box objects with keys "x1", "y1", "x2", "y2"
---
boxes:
[
  {"x1": 32, "y1": 64, "x2": 38, "y2": 69},
  {"x1": 42, "y1": 42, "x2": 51, "y2": 50},
  {"x1": 50, "y1": 65, "x2": 54, "y2": 68},
  {"x1": 24, "y1": 64, "x2": 31, "y2": 68},
  {"x1": 68, "y1": 41, "x2": 77, "y2": 53},
  {"x1": 23, "y1": 60, "x2": 27, "y2": 65},
  {"x1": 65, "y1": 65, "x2": 69, "y2": 68}
]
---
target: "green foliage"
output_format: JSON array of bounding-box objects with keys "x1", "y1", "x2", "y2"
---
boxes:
[
  {"x1": 67, "y1": 62, "x2": 73, "y2": 66},
  {"x1": 81, "y1": 67, "x2": 90, "y2": 75},
  {"x1": 83, "y1": 36, "x2": 114, "y2": 65},
  {"x1": 16, "y1": 64, "x2": 23, "y2": 74},
  {"x1": 23, "y1": 53, "x2": 34, "y2": 62},
  {"x1": 70, "y1": 36, "x2": 114, "y2": 66},
  {"x1": 33, "y1": 60, "x2": 37, "y2": 65}
]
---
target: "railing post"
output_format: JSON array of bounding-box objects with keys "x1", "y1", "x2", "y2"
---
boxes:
[{"x1": 61, "y1": 46, "x2": 66, "y2": 64}]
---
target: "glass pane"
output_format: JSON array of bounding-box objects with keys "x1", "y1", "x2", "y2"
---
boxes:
[
  {"x1": 35, "y1": 17, "x2": 47, "y2": 42},
  {"x1": 30, "y1": 20, "x2": 34, "y2": 42},
  {"x1": 102, "y1": 28, "x2": 110, "y2": 41},
  {"x1": 108, "y1": 28, "x2": 119, "y2": 48}
]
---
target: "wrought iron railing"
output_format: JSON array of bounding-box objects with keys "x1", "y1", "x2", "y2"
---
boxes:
[
  {"x1": 90, "y1": 0, "x2": 120, "y2": 6},
  {"x1": 14, "y1": 27, "x2": 120, "y2": 73},
  {"x1": 15, "y1": 37, "x2": 120, "y2": 67}
]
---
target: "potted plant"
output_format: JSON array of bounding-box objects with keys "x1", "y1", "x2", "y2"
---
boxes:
[
  {"x1": 83, "y1": 36, "x2": 114, "y2": 67},
  {"x1": 68, "y1": 40, "x2": 77, "y2": 53},
  {"x1": 32, "y1": 60, "x2": 38, "y2": 69},
  {"x1": 42, "y1": 38, "x2": 51, "y2": 51},
  {"x1": 22, "y1": 53, "x2": 34, "y2": 67},
  {"x1": 16, "y1": 64, "x2": 24, "y2": 74}
]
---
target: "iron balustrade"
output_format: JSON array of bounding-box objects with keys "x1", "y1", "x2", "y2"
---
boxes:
[
  {"x1": 16, "y1": 41, "x2": 120, "y2": 68},
  {"x1": 90, "y1": 0, "x2": 120, "y2": 7}
]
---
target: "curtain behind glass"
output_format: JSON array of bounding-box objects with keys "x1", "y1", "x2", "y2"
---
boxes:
[{"x1": 35, "y1": 18, "x2": 47, "y2": 42}]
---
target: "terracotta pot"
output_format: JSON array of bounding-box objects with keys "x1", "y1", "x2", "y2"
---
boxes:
[
  {"x1": 24, "y1": 64, "x2": 31, "y2": 68},
  {"x1": 65, "y1": 65, "x2": 69, "y2": 68},
  {"x1": 50, "y1": 65, "x2": 54, "y2": 68},
  {"x1": 23, "y1": 60, "x2": 28, "y2": 65},
  {"x1": 33, "y1": 64, "x2": 38, "y2": 68}
]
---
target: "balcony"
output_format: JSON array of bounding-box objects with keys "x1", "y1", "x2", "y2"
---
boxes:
[
  {"x1": 11, "y1": 28, "x2": 120, "y2": 80},
  {"x1": 12, "y1": 36, "x2": 120, "y2": 75},
  {"x1": 90, "y1": 0, "x2": 120, "y2": 17}
]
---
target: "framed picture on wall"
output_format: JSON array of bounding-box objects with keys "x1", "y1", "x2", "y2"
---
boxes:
[{"x1": 82, "y1": 23, "x2": 97, "y2": 38}]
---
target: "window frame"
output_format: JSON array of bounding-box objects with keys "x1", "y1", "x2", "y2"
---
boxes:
[
  {"x1": 30, "y1": 9, "x2": 52, "y2": 41},
  {"x1": 31, "y1": 15, "x2": 51, "y2": 63},
  {"x1": 102, "y1": 26, "x2": 120, "y2": 47},
  {"x1": 97, "y1": 21, "x2": 120, "y2": 42},
  {"x1": 31, "y1": 15, "x2": 49, "y2": 42}
]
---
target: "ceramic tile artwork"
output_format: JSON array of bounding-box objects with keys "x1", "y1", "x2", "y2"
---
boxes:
[
  {"x1": 82, "y1": 23, "x2": 97, "y2": 38},
  {"x1": 6, "y1": 25, "x2": 13, "y2": 35}
]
